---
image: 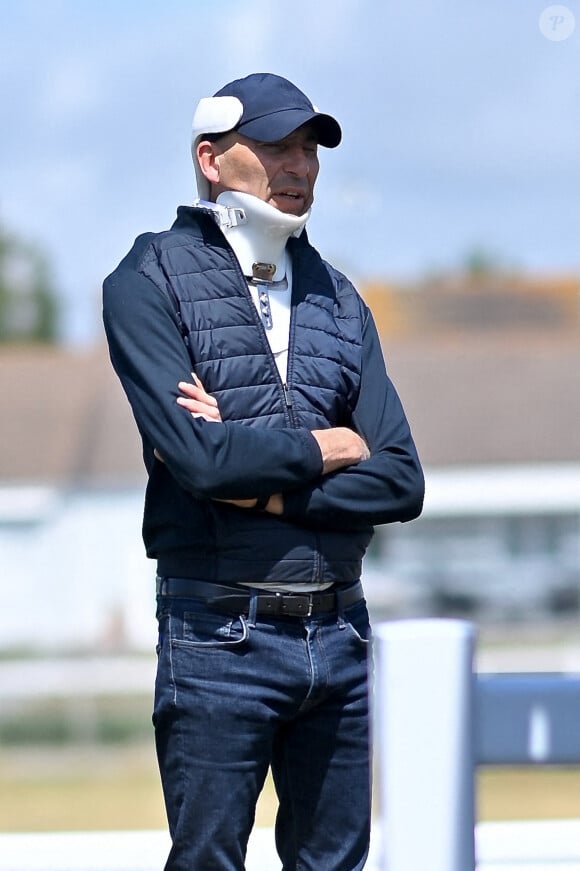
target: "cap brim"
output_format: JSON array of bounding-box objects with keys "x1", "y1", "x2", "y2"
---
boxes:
[{"x1": 237, "y1": 108, "x2": 342, "y2": 148}]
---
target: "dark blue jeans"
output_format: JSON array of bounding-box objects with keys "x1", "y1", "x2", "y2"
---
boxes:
[{"x1": 153, "y1": 588, "x2": 372, "y2": 871}]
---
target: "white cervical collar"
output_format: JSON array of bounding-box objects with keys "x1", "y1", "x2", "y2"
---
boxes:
[{"x1": 192, "y1": 191, "x2": 310, "y2": 281}]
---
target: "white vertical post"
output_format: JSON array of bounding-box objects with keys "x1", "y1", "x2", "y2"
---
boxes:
[{"x1": 374, "y1": 619, "x2": 476, "y2": 871}]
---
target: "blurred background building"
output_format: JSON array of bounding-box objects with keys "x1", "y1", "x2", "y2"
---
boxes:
[{"x1": 363, "y1": 268, "x2": 580, "y2": 621}]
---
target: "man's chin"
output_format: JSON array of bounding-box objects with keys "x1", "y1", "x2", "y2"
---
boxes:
[{"x1": 270, "y1": 196, "x2": 309, "y2": 216}]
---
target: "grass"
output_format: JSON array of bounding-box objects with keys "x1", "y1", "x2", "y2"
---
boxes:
[
  {"x1": 0, "y1": 742, "x2": 578, "y2": 832},
  {"x1": 478, "y1": 766, "x2": 580, "y2": 820},
  {"x1": 0, "y1": 743, "x2": 277, "y2": 832}
]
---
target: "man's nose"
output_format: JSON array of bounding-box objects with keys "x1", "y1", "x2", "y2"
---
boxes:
[{"x1": 285, "y1": 147, "x2": 310, "y2": 177}]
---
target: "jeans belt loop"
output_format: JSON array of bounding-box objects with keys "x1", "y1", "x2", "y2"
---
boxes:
[{"x1": 248, "y1": 589, "x2": 259, "y2": 626}]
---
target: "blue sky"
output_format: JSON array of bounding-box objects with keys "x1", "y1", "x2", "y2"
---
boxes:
[{"x1": 1, "y1": 0, "x2": 578, "y2": 343}]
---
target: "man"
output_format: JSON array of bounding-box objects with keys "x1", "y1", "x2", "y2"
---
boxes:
[{"x1": 103, "y1": 72, "x2": 424, "y2": 871}]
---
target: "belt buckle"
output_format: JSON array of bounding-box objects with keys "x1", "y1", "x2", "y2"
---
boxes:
[{"x1": 275, "y1": 591, "x2": 314, "y2": 617}]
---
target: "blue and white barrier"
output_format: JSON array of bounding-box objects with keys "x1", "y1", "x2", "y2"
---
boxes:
[{"x1": 374, "y1": 619, "x2": 580, "y2": 871}]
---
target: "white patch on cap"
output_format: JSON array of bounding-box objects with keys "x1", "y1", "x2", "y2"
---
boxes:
[
  {"x1": 190, "y1": 95, "x2": 244, "y2": 200},
  {"x1": 191, "y1": 96, "x2": 244, "y2": 143}
]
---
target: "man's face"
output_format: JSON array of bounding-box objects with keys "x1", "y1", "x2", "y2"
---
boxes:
[{"x1": 207, "y1": 123, "x2": 320, "y2": 216}]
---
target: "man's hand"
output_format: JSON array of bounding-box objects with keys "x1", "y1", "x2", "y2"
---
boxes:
[
  {"x1": 154, "y1": 374, "x2": 220, "y2": 463},
  {"x1": 177, "y1": 374, "x2": 222, "y2": 422},
  {"x1": 311, "y1": 427, "x2": 370, "y2": 475}
]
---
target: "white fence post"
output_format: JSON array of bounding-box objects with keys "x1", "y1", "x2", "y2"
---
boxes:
[{"x1": 374, "y1": 619, "x2": 476, "y2": 871}]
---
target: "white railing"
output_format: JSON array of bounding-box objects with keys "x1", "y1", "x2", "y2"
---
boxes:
[{"x1": 1, "y1": 821, "x2": 580, "y2": 871}]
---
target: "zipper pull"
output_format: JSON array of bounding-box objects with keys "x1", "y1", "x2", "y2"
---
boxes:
[{"x1": 283, "y1": 384, "x2": 293, "y2": 408}]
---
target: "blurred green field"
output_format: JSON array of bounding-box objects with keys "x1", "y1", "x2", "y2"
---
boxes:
[{"x1": 0, "y1": 742, "x2": 578, "y2": 832}]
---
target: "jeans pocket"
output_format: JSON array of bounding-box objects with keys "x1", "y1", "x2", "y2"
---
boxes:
[
  {"x1": 341, "y1": 601, "x2": 372, "y2": 648},
  {"x1": 171, "y1": 609, "x2": 249, "y2": 650}
]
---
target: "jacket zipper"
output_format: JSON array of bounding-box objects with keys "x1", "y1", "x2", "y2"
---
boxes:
[
  {"x1": 283, "y1": 382, "x2": 293, "y2": 411},
  {"x1": 311, "y1": 544, "x2": 324, "y2": 584},
  {"x1": 226, "y1": 244, "x2": 297, "y2": 428},
  {"x1": 228, "y1": 241, "x2": 323, "y2": 582},
  {"x1": 283, "y1": 245, "x2": 298, "y2": 427}
]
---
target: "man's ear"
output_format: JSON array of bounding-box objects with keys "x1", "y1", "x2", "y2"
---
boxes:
[{"x1": 196, "y1": 140, "x2": 221, "y2": 187}]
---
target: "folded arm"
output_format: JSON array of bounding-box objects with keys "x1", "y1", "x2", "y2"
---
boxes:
[
  {"x1": 173, "y1": 310, "x2": 423, "y2": 529},
  {"x1": 174, "y1": 376, "x2": 370, "y2": 511}
]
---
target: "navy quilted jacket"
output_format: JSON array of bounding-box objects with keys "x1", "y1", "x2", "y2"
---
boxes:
[{"x1": 102, "y1": 207, "x2": 424, "y2": 585}]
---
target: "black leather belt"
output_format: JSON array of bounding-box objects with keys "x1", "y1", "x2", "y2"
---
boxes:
[{"x1": 156, "y1": 577, "x2": 363, "y2": 618}]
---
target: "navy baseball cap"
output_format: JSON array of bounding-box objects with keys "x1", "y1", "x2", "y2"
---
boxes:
[
  {"x1": 201, "y1": 73, "x2": 341, "y2": 147},
  {"x1": 214, "y1": 73, "x2": 342, "y2": 147}
]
